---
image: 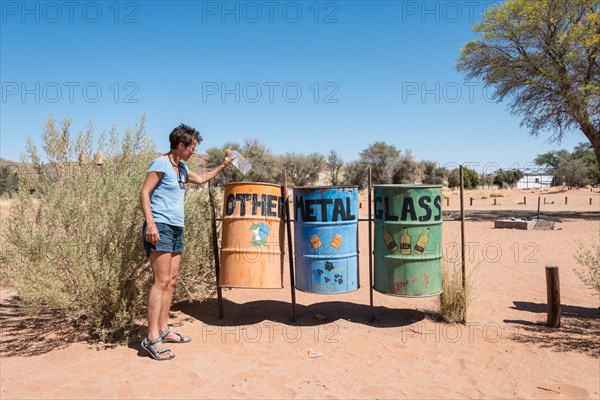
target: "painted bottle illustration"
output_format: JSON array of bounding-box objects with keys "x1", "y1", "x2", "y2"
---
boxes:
[
  {"x1": 382, "y1": 227, "x2": 398, "y2": 253},
  {"x1": 413, "y1": 228, "x2": 430, "y2": 255},
  {"x1": 400, "y1": 227, "x2": 412, "y2": 255}
]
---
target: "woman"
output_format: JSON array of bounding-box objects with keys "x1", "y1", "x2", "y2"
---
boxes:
[{"x1": 139, "y1": 124, "x2": 232, "y2": 360}]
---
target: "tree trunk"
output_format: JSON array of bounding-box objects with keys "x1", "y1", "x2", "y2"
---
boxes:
[{"x1": 580, "y1": 123, "x2": 600, "y2": 165}]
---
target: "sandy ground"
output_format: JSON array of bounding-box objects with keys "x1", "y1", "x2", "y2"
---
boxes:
[{"x1": 1, "y1": 187, "x2": 599, "y2": 399}]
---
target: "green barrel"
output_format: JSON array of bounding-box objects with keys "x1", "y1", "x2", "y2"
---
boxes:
[{"x1": 373, "y1": 185, "x2": 443, "y2": 297}]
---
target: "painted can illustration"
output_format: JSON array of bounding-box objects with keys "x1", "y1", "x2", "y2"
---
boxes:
[
  {"x1": 220, "y1": 182, "x2": 284, "y2": 288},
  {"x1": 293, "y1": 186, "x2": 359, "y2": 294},
  {"x1": 373, "y1": 185, "x2": 443, "y2": 297}
]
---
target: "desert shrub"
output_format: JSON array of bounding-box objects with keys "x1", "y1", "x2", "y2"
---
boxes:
[
  {"x1": 574, "y1": 237, "x2": 600, "y2": 295},
  {"x1": 493, "y1": 169, "x2": 524, "y2": 189},
  {"x1": 177, "y1": 187, "x2": 221, "y2": 301},
  {"x1": 0, "y1": 164, "x2": 19, "y2": 197},
  {"x1": 489, "y1": 192, "x2": 504, "y2": 198},
  {"x1": 1, "y1": 115, "x2": 216, "y2": 342},
  {"x1": 205, "y1": 139, "x2": 282, "y2": 186},
  {"x1": 447, "y1": 167, "x2": 479, "y2": 189},
  {"x1": 279, "y1": 152, "x2": 325, "y2": 187},
  {"x1": 342, "y1": 160, "x2": 368, "y2": 190},
  {"x1": 437, "y1": 260, "x2": 473, "y2": 323}
]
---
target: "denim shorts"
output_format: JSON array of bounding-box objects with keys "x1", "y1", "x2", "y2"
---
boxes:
[{"x1": 142, "y1": 222, "x2": 184, "y2": 256}]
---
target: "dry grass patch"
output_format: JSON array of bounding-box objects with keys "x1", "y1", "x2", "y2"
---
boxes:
[{"x1": 437, "y1": 260, "x2": 473, "y2": 323}]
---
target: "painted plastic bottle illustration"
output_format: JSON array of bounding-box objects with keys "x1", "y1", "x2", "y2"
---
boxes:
[
  {"x1": 382, "y1": 227, "x2": 398, "y2": 253},
  {"x1": 226, "y1": 148, "x2": 252, "y2": 174},
  {"x1": 400, "y1": 227, "x2": 412, "y2": 255},
  {"x1": 413, "y1": 228, "x2": 430, "y2": 255}
]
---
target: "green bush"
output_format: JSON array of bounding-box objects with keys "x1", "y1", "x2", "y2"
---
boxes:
[
  {"x1": 1, "y1": 115, "x2": 217, "y2": 342},
  {"x1": 0, "y1": 164, "x2": 19, "y2": 197},
  {"x1": 447, "y1": 167, "x2": 480, "y2": 189}
]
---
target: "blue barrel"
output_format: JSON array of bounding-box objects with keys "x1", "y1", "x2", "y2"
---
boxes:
[{"x1": 293, "y1": 186, "x2": 359, "y2": 293}]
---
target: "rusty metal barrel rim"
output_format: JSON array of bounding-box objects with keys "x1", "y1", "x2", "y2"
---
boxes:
[
  {"x1": 375, "y1": 184, "x2": 442, "y2": 188},
  {"x1": 294, "y1": 185, "x2": 359, "y2": 190},
  {"x1": 225, "y1": 182, "x2": 283, "y2": 188}
]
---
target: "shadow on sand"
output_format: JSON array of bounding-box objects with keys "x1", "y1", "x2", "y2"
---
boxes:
[
  {"x1": 0, "y1": 295, "x2": 96, "y2": 358},
  {"x1": 504, "y1": 301, "x2": 600, "y2": 358},
  {"x1": 173, "y1": 297, "x2": 431, "y2": 329},
  {"x1": 1, "y1": 293, "x2": 434, "y2": 357}
]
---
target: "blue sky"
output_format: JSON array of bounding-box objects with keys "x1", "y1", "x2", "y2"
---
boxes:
[{"x1": 0, "y1": 0, "x2": 585, "y2": 173}]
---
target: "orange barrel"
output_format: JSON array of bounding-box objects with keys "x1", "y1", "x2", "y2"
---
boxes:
[{"x1": 219, "y1": 182, "x2": 285, "y2": 288}]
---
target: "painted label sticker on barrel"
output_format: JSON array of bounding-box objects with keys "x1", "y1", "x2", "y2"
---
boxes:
[
  {"x1": 294, "y1": 195, "x2": 356, "y2": 222},
  {"x1": 413, "y1": 228, "x2": 430, "y2": 254},
  {"x1": 382, "y1": 228, "x2": 398, "y2": 253},
  {"x1": 250, "y1": 222, "x2": 271, "y2": 246},
  {"x1": 374, "y1": 194, "x2": 442, "y2": 222},
  {"x1": 226, "y1": 193, "x2": 283, "y2": 218},
  {"x1": 400, "y1": 228, "x2": 411, "y2": 255},
  {"x1": 314, "y1": 260, "x2": 347, "y2": 291},
  {"x1": 330, "y1": 234, "x2": 344, "y2": 249},
  {"x1": 309, "y1": 234, "x2": 322, "y2": 249}
]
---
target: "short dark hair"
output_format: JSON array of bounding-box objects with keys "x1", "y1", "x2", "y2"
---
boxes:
[{"x1": 169, "y1": 124, "x2": 203, "y2": 149}]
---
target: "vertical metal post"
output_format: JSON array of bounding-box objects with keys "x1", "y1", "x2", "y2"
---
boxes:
[
  {"x1": 282, "y1": 172, "x2": 297, "y2": 322},
  {"x1": 368, "y1": 167, "x2": 374, "y2": 321},
  {"x1": 459, "y1": 166, "x2": 467, "y2": 297},
  {"x1": 208, "y1": 181, "x2": 224, "y2": 319}
]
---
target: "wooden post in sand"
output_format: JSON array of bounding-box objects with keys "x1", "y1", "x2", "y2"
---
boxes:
[
  {"x1": 208, "y1": 181, "x2": 224, "y2": 319},
  {"x1": 565, "y1": 196, "x2": 568, "y2": 205},
  {"x1": 537, "y1": 197, "x2": 541, "y2": 220},
  {"x1": 282, "y1": 172, "x2": 297, "y2": 322},
  {"x1": 368, "y1": 167, "x2": 374, "y2": 321},
  {"x1": 523, "y1": 196, "x2": 526, "y2": 205},
  {"x1": 459, "y1": 166, "x2": 467, "y2": 297},
  {"x1": 545, "y1": 266, "x2": 561, "y2": 328}
]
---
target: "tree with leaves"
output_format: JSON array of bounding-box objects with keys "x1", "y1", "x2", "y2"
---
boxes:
[
  {"x1": 493, "y1": 169, "x2": 525, "y2": 188},
  {"x1": 326, "y1": 150, "x2": 344, "y2": 186},
  {"x1": 534, "y1": 149, "x2": 572, "y2": 175},
  {"x1": 557, "y1": 157, "x2": 593, "y2": 187},
  {"x1": 205, "y1": 139, "x2": 280, "y2": 186},
  {"x1": 392, "y1": 150, "x2": 419, "y2": 184},
  {"x1": 458, "y1": 0, "x2": 600, "y2": 163},
  {"x1": 0, "y1": 165, "x2": 18, "y2": 196},
  {"x1": 420, "y1": 161, "x2": 447, "y2": 185},
  {"x1": 448, "y1": 167, "x2": 480, "y2": 189},
  {"x1": 571, "y1": 142, "x2": 600, "y2": 183},
  {"x1": 342, "y1": 160, "x2": 368, "y2": 190},
  {"x1": 359, "y1": 142, "x2": 399, "y2": 184},
  {"x1": 536, "y1": 143, "x2": 600, "y2": 185},
  {"x1": 280, "y1": 152, "x2": 325, "y2": 187}
]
